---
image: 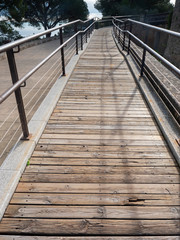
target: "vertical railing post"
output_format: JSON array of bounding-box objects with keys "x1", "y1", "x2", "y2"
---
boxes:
[
  {"x1": 127, "y1": 22, "x2": 133, "y2": 55},
  {"x1": 154, "y1": 31, "x2": 160, "y2": 52},
  {"x1": 88, "y1": 27, "x2": 90, "y2": 38},
  {"x1": 74, "y1": 23, "x2": 78, "y2": 55},
  {"x1": 115, "y1": 20, "x2": 117, "y2": 38},
  {"x1": 116, "y1": 21, "x2": 118, "y2": 39},
  {"x1": 122, "y1": 22, "x2": 127, "y2": 50},
  {"x1": 6, "y1": 49, "x2": 29, "y2": 139},
  {"x1": 81, "y1": 25, "x2": 83, "y2": 51},
  {"x1": 118, "y1": 23, "x2": 121, "y2": 43},
  {"x1": 60, "y1": 28, "x2": 65, "y2": 76},
  {"x1": 86, "y1": 29, "x2": 88, "y2": 43},
  {"x1": 140, "y1": 29, "x2": 149, "y2": 77},
  {"x1": 140, "y1": 48, "x2": 147, "y2": 77}
]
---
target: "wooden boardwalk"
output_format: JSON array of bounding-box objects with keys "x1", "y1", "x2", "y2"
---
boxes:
[{"x1": 0, "y1": 28, "x2": 179, "y2": 239}]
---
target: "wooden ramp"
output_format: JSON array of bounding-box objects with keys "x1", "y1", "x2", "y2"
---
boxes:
[{"x1": 0, "y1": 28, "x2": 179, "y2": 239}]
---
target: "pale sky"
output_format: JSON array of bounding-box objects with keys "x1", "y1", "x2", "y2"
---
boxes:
[{"x1": 85, "y1": 0, "x2": 102, "y2": 19}]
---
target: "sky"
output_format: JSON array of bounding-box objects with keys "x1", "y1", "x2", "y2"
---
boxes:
[{"x1": 85, "y1": 0, "x2": 102, "y2": 19}]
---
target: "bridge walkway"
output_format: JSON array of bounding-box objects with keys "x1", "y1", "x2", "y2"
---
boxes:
[{"x1": 0, "y1": 28, "x2": 179, "y2": 238}]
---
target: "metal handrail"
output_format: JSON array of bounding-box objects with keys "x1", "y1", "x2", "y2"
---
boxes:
[
  {"x1": 128, "y1": 19, "x2": 180, "y2": 38},
  {"x1": 112, "y1": 21, "x2": 180, "y2": 76},
  {"x1": 0, "y1": 18, "x2": 96, "y2": 139},
  {"x1": 112, "y1": 19, "x2": 180, "y2": 125},
  {"x1": 113, "y1": 17, "x2": 180, "y2": 38},
  {"x1": 0, "y1": 21, "x2": 95, "y2": 104},
  {"x1": 0, "y1": 19, "x2": 93, "y2": 53}
]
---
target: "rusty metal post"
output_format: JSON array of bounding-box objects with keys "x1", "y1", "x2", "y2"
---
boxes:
[
  {"x1": 154, "y1": 31, "x2": 160, "y2": 52},
  {"x1": 128, "y1": 22, "x2": 133, "y2": 55},
  {"x1": 74, "y1": 23, "x2": 78, "y2": 55},
  {"x1": 118, "y1": 23, "x2": 121, "y2": 43},
  {"x1": 6, "y1": 49, "x2": 29, "y2": 139},
  {"x1": 140, "y1": 48, "x2": 147, "y2": 76},
  {"x1": 86, "y1": 29, "x2": 88, "y2": 43},
  {"x1": 122, "y1": 22, "x2": 127, "y2": 50},
  {"x1": 60, "y1": 28, "x2": 65, "y2": 76},
  {"x1": 141, "y1": 29, "x2": 149, "y2": 76},
  {"x1": 81, "y1": 25, "x2": 83, "y2": 51}
]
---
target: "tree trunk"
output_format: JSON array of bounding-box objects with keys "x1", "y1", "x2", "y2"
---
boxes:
[
  {"x1": 46, "y1": 32, "x2": 51, "y2": 38},
  {"x1": 164, "y1": 0, "x2": 180, "y2": 68}
]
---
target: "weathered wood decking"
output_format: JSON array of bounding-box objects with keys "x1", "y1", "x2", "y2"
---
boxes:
[{"x1": 0, "y1": 28, "x2": 179, "y2": 239}]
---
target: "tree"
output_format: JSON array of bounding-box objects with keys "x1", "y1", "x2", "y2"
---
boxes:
[
  {"x1": 164, "y1": 0, "x2": 180, "y2": 68},
  {"x1": 0, "y1": 21, "x2": 22, "y2": 42},
  {"x1": 25, "y1": 0, "x2": 64, "y2": 32},
  {"x1": 25, "y1": 0, "x2": 89, "y2": 37},
  {"x1": 94, "y1": 0, "x2": 173, "y2": 16},
  {"x1": 94, "y1": 0, "x2": 122, "y2": 16},
  {"x1": 0, "y1": 0, "x2": 26, "y2": 25},
  {"x1": 62, "y1": 0, "x2": 89, "y2": 21},
  {"x1": 0, "y1": 0, "x2": 25, "y2": 42}
]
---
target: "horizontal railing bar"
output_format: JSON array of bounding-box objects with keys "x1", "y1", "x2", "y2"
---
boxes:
[
  {"x1": 0, "y1": 18, "x2": 94, "y2": 53},
  {"x1": 0, "y1": 22, "x2": 95, "y2": 104},
  {"x1": 113, "y1": 21, "x2": 180, "y2": 76},
  {"x1": 113, "y1": 15, "x2": 139, "y2": 18},
  {"x1": 113, "y1": 17, "x2": 180, "y2": 38},
  {"x1": 128, "y1": 19, "x2": 180, "y2": 38},
  {"x1": 97, "y1": 19, "x2": 113, "y2": 23},
  {"x1": 112, "y1": 17, "x2": 124, "y2": 23}
]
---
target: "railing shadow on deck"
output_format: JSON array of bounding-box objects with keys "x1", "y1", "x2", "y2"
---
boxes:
[
  {"x1": 0, "y1": 15, "x2": 180, "y2": 165},
  {"x1": 98, "y1": 29, "x2": 141, "y2": 225}
]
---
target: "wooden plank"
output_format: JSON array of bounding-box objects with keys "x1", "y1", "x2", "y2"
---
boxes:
[
  {"x1": 35, "y1": 144, "x2": 167, "y2": 152},
  {"x1": 16, "y1": 183, "x2": 180, "y2": 194},
  {"x1": 48, "y1": 117, "x2": 156, "y2": 124},
  {"x1": 41, "y1": 134, "x2": 164, "y2": 141},
  {"x1": 5, "y1": 205, "x2": 180, "y2": 219},
  {"x1": 0, "y1": 219, "x2": 179, "y2": 235},
  {"x1": 66, "y1": 81, "x2": 137, "y2": 85},
  {"x1": 25, "y1": 165, "x2": 179, "y2": 175},
  {"x1": 57, "y1": 104, "x2": 147, "y2": 108},
  {"x1": 52, "y1": 112, "x2": 152, "y2": 118},
  {"x1": 30, "y1": 157, "x2": 175, "y2": 166},
  {"x1": 21, "y1": 173, "x2": 180, "y2": 184},
  {"x1": 43, "y1": 129, "x2": 160, "y2": 135},
  {"x1": 32, "y1": 150, "x2": 172, "y2": 159},
  {"x1": 38, "y1": 139, "x2": 167, "y2": 147},
  {"x1": 38, "y1": 138, "x2": 166, "y2": 146},
  {"x1": 45, "y1": 124, "x2": 159, "y2": 130},
  {"x1": 52, "y1": 110, "x2": 152, "y2": 117},
  {"x1": 10, "y1": 193, "x2": 180, "y2": 206},
  {"x1": 55, "y1": 106, "x2": 148, "y2": 111},
  {"x1": 0, "y1": 236, "x2": 179, "y2": 240}
]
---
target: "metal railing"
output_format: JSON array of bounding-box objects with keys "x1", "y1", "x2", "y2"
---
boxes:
[
  {"x1": 112, "y1": 17, "x2": 180, "y2": 125},
  {"x1": 0, "y1": 18, "x2": 96, "y2": 140}
]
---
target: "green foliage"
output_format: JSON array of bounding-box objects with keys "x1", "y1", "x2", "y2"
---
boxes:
[
  {"x1": 62, "y1": 0, "x2": 89, "y2": 21},
  {"x1": 0, "y1": 0, "x2": 26, "y2": 26},
  {"x1": 0, "y1": 21, "x2": 21, "y2": 38},
  {"x1": 25, "y1": 0, "x2": 64, "y2": 30},
  {"x1": 27, "y1": 159, "x2": 30, "y2": 166},
  {"x1": 94, "y1": 0, "x2": 173, "y2": 16},
  {"x1": 0, "y1": 0, "x2": 25, "y2": 43}
]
